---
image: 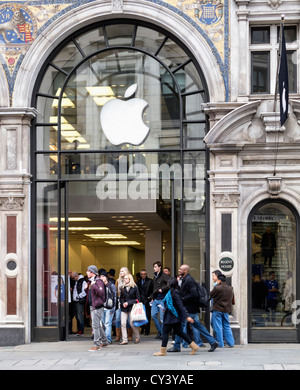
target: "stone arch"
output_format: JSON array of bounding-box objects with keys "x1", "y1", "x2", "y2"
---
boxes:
[{"x1": 13, "y1": 0, "x2": 224, "y2": 108}]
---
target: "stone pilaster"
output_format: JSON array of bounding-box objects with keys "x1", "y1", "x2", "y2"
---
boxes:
[{"x1": 0, "y1": 108, "x2": 36, "y2": 346}]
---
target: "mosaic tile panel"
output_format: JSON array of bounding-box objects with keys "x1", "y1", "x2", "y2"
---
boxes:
[{"x1": 0, "y1": 0, "x2": 229, "y2": 102}]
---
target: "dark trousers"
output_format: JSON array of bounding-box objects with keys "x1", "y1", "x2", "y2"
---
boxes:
[
  {"x1": 141, "y1": 303, "x2": 151, "y2": 334},
  {"x1": 161, "y1": 322, "x2": 193, "y2": 348}
]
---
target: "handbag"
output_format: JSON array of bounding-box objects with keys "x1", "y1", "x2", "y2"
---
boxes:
[{"x1": 131, "y1": 301, "x2": 147, "y2": 322}]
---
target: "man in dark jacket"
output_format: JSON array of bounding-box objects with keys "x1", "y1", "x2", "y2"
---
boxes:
[
  {"x1": 150, "y1": 261, "x2": 170, "y2": 339},
  {"x1": 137, "y1": 269, "x2": 153, "y2": 335},
  {"x1": 168, "y1": 264, "x2": 219, "y2": 352},
  {"x1": 86, "y1": 265, "x2": 109, "y2": 351},
  {"x1": 210, "y1": 274, "x2": 235, "y2": 348}
]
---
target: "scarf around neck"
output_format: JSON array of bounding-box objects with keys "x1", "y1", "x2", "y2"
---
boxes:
[{"x1": 163, "y1": 290, "x2": 178, "y2": 318}]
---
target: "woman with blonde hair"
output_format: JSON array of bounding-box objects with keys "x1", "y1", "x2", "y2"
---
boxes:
[
  {"x1": 114, "y1": 267, "x2": 130, "y2": 342},
  {"x1": 119, "y1": 273, "x2": 141, "y2": 345}
]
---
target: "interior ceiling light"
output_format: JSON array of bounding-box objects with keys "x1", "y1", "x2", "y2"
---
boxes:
[
  {"x1": 50, "y1": 116, "x2": 68, "y2": 124},
  {"x1": 68, "y1": 227, "x2": 109, "y2": 231},
  {"x1": 52, "y1": 88, "x2": 75, "y2": 108},
  {"x1": 84, "y1": 234, "x2": 128, "y2": 239},
  {"x1": 104, "y1": 241, "x2": 141, "y2": 246},
  {"x1": 50, "y1": 217, "x2": 91, "y2": 222},
  {"x1": 92, "y1": 96, "x2": 115, "y2": 106},
  {"x1": 53, "y1": 124, "x2": 75, "y2": 131},
  {"x1": 86, "y1": 86, "x2": 114, "y2": 96},
  {"x1": 86, "y1": 86, "x2": 116, "y2": 106}
]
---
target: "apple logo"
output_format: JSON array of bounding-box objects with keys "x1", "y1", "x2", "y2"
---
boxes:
[{"x1": 100, "y1": 83, "x2": 150, "y2": 146}]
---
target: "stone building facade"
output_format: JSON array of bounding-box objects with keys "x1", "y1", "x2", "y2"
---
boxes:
[{"x1": 0, "y1": 0, "x2": 299, "y2": 345}]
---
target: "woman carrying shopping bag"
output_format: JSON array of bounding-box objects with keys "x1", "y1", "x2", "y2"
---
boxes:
[
  {"x1": 154, "y1": 277, "x2": 199, "y2": 356},
  {"x1": 115, "y1": 267, "x2": 130, "y2": 342},
  {"x1": 119, "y1": 274, "x2": 141, "y2": 345}
]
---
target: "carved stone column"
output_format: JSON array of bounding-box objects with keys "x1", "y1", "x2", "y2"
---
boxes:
[{"x1": 0, "y1": 108, "x2": 36, "y2": 346}]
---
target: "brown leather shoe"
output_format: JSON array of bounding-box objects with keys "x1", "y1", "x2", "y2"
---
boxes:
[{"x1": 88, "y1": 346, "x2": 100, "y2": 351}]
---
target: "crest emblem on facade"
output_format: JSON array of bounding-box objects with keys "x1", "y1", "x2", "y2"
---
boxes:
[
  {"x1": 0, "y1": 5, "x2": 36, "y2": 44},
  {"x1": 195, "y1": 0, "x2": 224, "y2": 26}
]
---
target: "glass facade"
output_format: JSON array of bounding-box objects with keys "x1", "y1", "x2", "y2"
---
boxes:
[{"x1": 32, "y1": 21, "x2": 209, "y2": 338}]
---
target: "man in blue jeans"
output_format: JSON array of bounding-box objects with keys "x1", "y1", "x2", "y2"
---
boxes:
[
  {"x1": 210, "y1": 273, "x2": 235, "y2": 348},
  {"x1": 150, "y1": 261, "x2": 170, "y2": 339},
  {"x1": 168, "y1": 264, "x2": 219, "y2": 352}
]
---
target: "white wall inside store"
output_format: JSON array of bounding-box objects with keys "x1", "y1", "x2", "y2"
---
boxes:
[{"x1": 68, "y1": 241, "x2": 145, "y2": 277}]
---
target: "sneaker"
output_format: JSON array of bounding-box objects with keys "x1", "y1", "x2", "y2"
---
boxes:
[
  {"x1": 88, "y1": 346, "x2": 100, "y2": 351},
  {"x1": 77, "y1": 331, "x2": 84, "y2": 336}
]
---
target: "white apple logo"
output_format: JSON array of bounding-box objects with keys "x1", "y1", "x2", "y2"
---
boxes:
[{"x1": 100, "y1": 84, "x2": 150, "y2": 146}]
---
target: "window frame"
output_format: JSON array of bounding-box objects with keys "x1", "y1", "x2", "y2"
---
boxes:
[{"x1": 250, "y1": 24, "x2": 299, "y2": 96}]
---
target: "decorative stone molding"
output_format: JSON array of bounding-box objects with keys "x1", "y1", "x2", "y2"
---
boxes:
[
  {"x1": 260, "y1": 112, "x2": 285, "y2": 143},
  {"x1": 267, "y1": 177, "x2": 282, "y2": 197},
  {"x1": 0, "y1": 196, "x2": 25, "y2": 211},
  {"x1": 204, "y1": 101, "x2": 261, "y2": 146},
  {"x1": 290, "y1": 100, "x2": 300, "y2": 125},
  {"x1": 213, "y1": 192, "x2": 240, "y2": 208},
  {"x1": 111, "y1": 0, "x2": 123, "y2": 12},
  {"x1": 267, "y1": 0, "x2": 282, "y2": 9},
  {"x1": 202, "y1": 102, "x2": 245, "y2": 128}
]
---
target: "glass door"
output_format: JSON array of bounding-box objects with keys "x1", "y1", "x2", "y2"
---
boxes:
[
  {"x1": 249, "y1": 201, "x2": 300, "y2": 342},
  {"x1": 33, "y1": 182, "x2": 69, "y2": 341}
]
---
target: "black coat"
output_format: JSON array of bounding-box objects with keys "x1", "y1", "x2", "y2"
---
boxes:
[
  {"x1": 180, "y1": 273, "x2": 200, "y2": 314},
  {"x1": 119, "y1": 285, "x2": 140, "y2": 313},
  {"x1": 150, "y1": 271, "x2": 170, "y2": 300},
  {"x1": 163, "y1": 289, "x2": 188, "y2": 325},
  {"x1": 137, "y1": 277, "x2": 153, "y2": 305}
]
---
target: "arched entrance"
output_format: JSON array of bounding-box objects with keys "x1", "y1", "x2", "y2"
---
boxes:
[
  {"x1": 248, "y1": 199, "x2": 300, "y2": 342},
  {"x1": 31, "y1": 19, "x2": 210, "y2": 341}
]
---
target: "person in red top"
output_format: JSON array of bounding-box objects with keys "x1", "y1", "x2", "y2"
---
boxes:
[{"x1": 85, "y1": 265, "x2": 108, "y2": 351}]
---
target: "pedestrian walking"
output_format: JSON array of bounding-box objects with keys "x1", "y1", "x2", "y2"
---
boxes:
[
  {"x1": 99, "y1": 270, "x2": 117, "y2": 344},
  {"x1": 85, "y1": 265, "x2": 109, "y2": 351},
  {"x1": 210, "y1": 273, "x2": 235, "y2": 348},
  {"x1": 168, "y1": 264, "x2": 219, "y2": 352},
  {"x1": 150, "y1": 261, "x2": 170, "y2": 339},
  {"x1": 115, "y1": 267, "x2": 131, "y2": 342},
  {"x1": 136, "y1": 269, "x2": 153, "y2": 335},
  {"x1": 119, "y1": 274, "x2": 141, "y2": 345},
  {"x1": 71, "y1": 271, "x2": 87, "y2": 336},
  {"x1": 153, "y1": 277, "x2": 199, "y2": 356}
]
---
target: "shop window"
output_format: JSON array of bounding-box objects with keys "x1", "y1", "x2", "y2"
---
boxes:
[{"x1": 251, "y1": 203, "x2": 297, "y2": 331}]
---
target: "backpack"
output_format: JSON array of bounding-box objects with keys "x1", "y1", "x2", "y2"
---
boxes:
[
  {"x1": 196, "y1": 282, "x2": 209, "y2": 308},
  {"x1": 103, "y1": 283, "x2": 116, "y2": 309}
]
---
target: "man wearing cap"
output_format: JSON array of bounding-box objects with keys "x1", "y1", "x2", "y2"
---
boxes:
[{"x1": 86, "y1": 265, "x2": 109, "y2": 351}]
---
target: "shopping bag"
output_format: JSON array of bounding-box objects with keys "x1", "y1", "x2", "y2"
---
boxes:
[
  {"x1": 133, "y1": 316, "x2": 148, "y2": 327},
  {"x1": 131, "y1": 301, "x2": 147, "y2": 321},
  {"x1": 133, "y1": 303, "x2": 148, "y2": 327}
]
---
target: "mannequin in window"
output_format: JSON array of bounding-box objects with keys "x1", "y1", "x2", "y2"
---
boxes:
[{"x1": 261, "y1": 227, "x2": 276, "y2": 267}]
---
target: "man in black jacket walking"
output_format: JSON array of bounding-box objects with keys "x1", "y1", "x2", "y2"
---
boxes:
[
  {"x1": 137, "y1": 269, "x2": 153, "y2": 335},
  {"x1": 168, "y1": 264, "x2": 218, "y2": 352},
  {"x1": 150, "y1": 261, "x2": 170, "y2": 339}
]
